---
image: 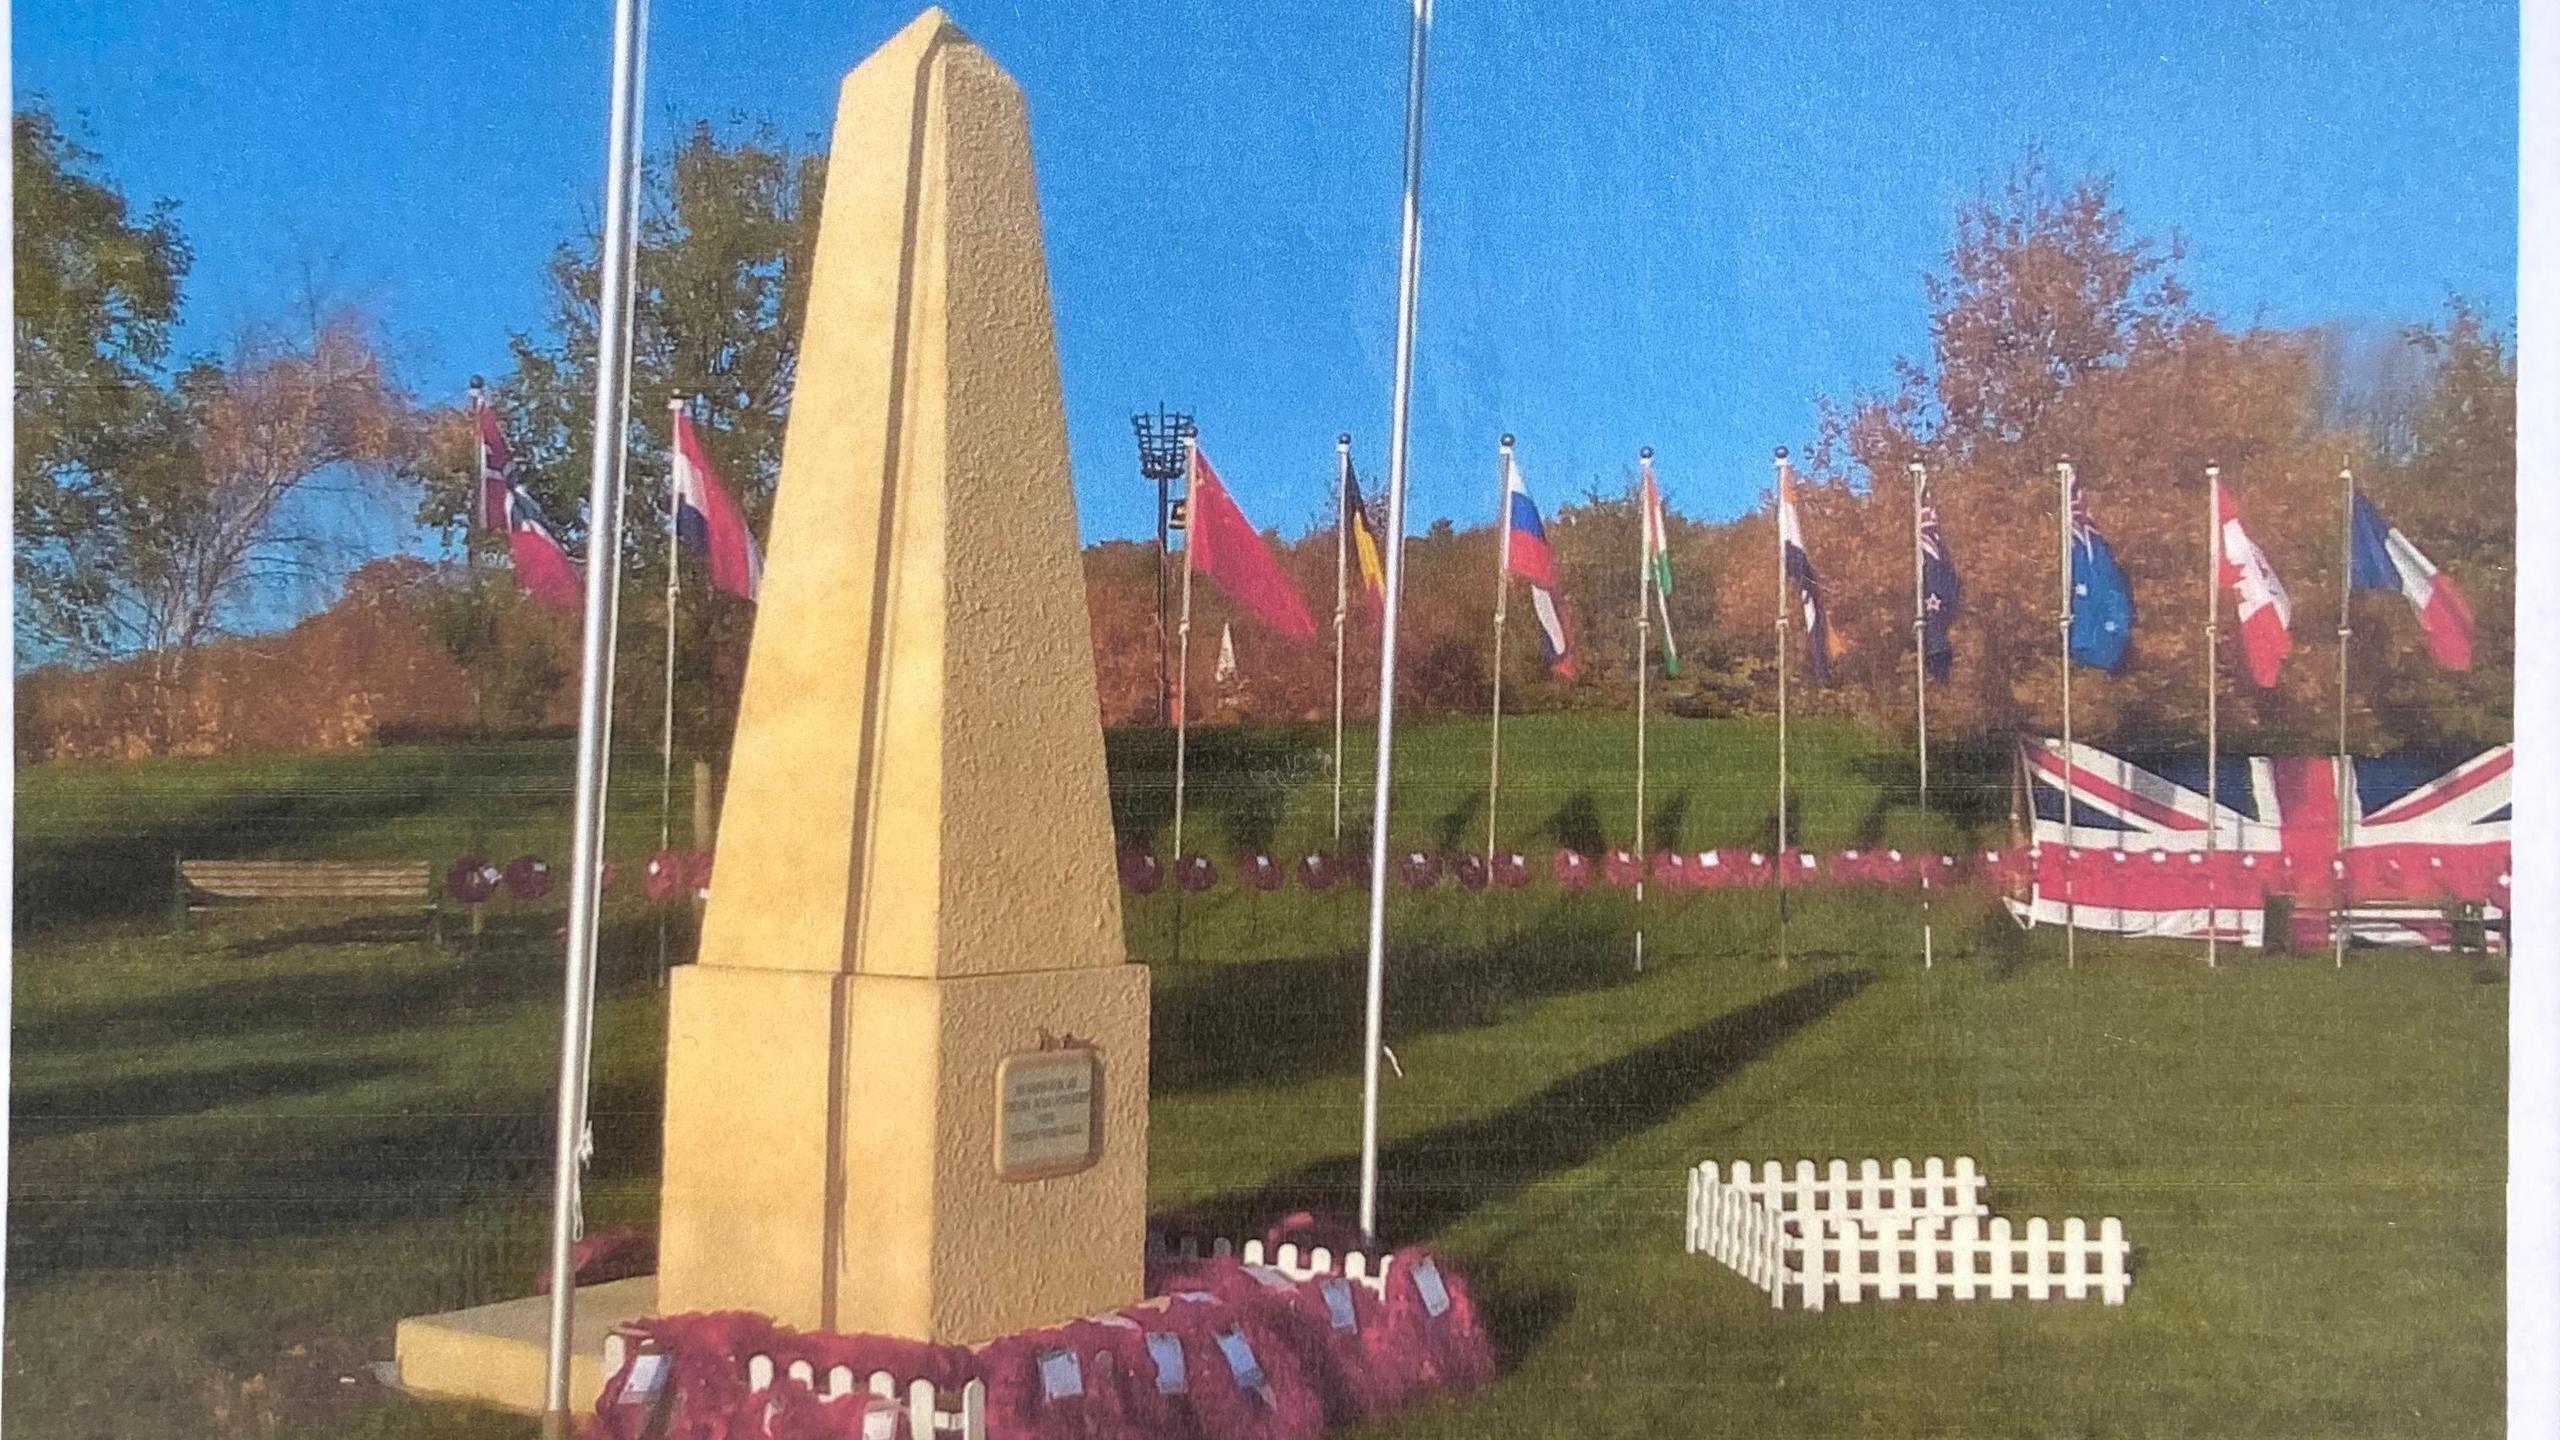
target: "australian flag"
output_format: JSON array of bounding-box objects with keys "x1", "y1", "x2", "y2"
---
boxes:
[
  {"x1": 2067, "y1": 485, "x2": 2134, "y2": 672},
  {"x1": 1918, "y1": 498, "x2": 1961, "y2": 680}
]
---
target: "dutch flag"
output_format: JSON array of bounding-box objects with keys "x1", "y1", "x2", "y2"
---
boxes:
[{"x1": 671, "y1": 402, "x2": 763, "y2": 602}]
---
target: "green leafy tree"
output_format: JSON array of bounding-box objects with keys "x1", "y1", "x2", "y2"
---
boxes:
[
  {"x1": 439, "y1": 120, "x2": 824, "y2": 757},
  {"x1": 13, "y1": 105, "x2": 191, "y2": 660}
]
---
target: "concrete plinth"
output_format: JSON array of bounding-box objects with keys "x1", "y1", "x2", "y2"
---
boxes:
[{"x1": 394, "y1": 1277, "x2": 655, "y2": 1415}]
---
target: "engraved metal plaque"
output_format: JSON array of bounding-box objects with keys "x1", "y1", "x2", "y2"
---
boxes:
[{"x1": 996, "y1": 1048, "x2": 1100, "y2": 1180}]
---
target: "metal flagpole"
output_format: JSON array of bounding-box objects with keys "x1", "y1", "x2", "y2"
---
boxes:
[
  {"x1": 1911, "y1": 461, "x2": 1933, "y2": 970},
  {"x1": 1634, "y1": 449, "x2": 1655, "y2": 976},
  {"x1": 1485, "y1": 435, "x2": 1513, "y2": 865},
  {"x1": 2058, "y1": 458, "x2": 2077, "y2": 969},
  {"x1": 1358, "y1": 0, "x2": 1429, "y2": 1248},
  {"x1": 2205, "y1": 462, "x2": 2222, "y2": 970},
  {"x1": 657, "y1": 397, "x2": 684, "y2": 983},
  {"x1": 1334, "y1": 434, "x2": 1353, "y2": 845},
  {"x1": 2335, "y1": 463, "x2": 2354, "y2": 968},
  {"x1": 543, "y1": 0, "x2": 647, "y2": 1425},
  {"x1": 1774, "y1": 447, "x2": 1791, "y2": 972}
]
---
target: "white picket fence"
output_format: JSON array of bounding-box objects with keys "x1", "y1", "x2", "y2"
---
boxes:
[
  {"x1": 1143, "y1": 1231, "x2": 1395, "y2": 1296},
  {"x1": 1685, "y1": 1156, "x2": 2131, "y2": 1311},
  {"x1": 601, "y1": 1331, "x2": 990, "y2": 1439},
  {"x1": 597, "y1": 1234, "x2": 1389, "y2": 1439}
]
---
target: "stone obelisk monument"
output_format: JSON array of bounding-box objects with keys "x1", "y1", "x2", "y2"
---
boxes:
[{"x1": 653, "y1": 8, "x2": 1147, "y2": 1339}]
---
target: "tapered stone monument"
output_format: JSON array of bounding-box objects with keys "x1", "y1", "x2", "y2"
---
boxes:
[
  {"x1": 653, "y1": 6, "x2": 1147, "y2": 1339},
  {"x1": 396, "y1": 9, "x2": 1147, "y2": 1408}
]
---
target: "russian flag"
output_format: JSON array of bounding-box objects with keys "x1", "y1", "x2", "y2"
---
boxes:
[
  {"x1": 2350, "y1": 490, "x2": 2473, "y2": 671},
  {"x1": 1501, "y1": 455, "x2": 1574, "y2": 677},
  {"x1": 670, "y1": 404, "x2": 762, "y2": 601}
]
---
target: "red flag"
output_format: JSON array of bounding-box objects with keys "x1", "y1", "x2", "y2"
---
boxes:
[
  {"x1": 671, "y1": 405, "x2": 763, "y2": 600},
  {"x1": 505, "y1": 487, "x2": 584, "y2": 613},
  {"x1": 1187, "y1": 448, "x2": 1317, "y2": 644},
  {"x1": 472, "y1": 402, "x2": 515, "y2": 532},
  {"x1": 2215, "y1": 482, "x2": 2292, "y2": 688}
]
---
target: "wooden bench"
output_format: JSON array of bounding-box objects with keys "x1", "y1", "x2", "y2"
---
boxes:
[{"x1": 172, "y1": 859, "x2": 435, "y2": 931}]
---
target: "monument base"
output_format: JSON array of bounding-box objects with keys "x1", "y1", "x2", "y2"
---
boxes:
[
  {"x1": 657, "y1": 961, "x2": 1150, "y2": 1340},
  {"x1": 393, "y1": 1275, "x2": 656, "y2": 1415}
]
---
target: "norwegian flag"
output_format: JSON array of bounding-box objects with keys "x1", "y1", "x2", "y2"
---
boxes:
[
  {"x1": 2011, "y1": 739, "x2": 2509, "y2": 950},
  {"x1": 504, "y1": 484, "x2": 584, "y2": 613},
  {"x1": 2214, "y1": 479, "x2": 2292, "y2": 687},
  {"x1": 471, "y1": 397, "x2": 516, "y2": 532}
]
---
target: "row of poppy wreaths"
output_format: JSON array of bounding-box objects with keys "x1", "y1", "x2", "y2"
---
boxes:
[
  {"x1": 1119, "y1": 845, "x2": 2017, "y2": 895},
  {"x1": 442, "y1": 847, "x2": 710, "y2": 905}
]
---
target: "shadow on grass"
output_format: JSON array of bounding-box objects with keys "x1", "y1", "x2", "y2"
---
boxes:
[
  {"x1": 14, "y1": 909, "x2": 661, "y2": 1060},
  {"x1": 9, "y1": 1056, "x2": 417, "y2": 1142},
  {"x1": 1175, "y1": 968, "x2": 1871, "y2": 1356},
  {"x1": 1152, "y1": 909, "x2": 1641, "y2": 1094},
  {"x1": 6, "y1": 1067, "x2": 664, "y2": 1288},
  {"x1": 1106, "y1": 726, "x2": 1325, "y2": 855}
]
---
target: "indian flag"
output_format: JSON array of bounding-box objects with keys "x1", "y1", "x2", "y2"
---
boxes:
[{"x1": 1641, "y1": 465, "x2": 1679, "y2": 676}]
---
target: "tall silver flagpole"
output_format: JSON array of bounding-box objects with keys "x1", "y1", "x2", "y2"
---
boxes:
[
  {"x1": 1359, "y1": 0, "x2": 1429, "y2": 1247},
  {"x1": 1911, "y1": 461, "x2": 1933, "y2": 970},
  {"x1": 2058, "y1": 458, "x2": 2077, "y2": 969},
  {"x1": 543, "y1": 0, "x2": 647, "y2": 1425},
  {"x1": 1334, "y1": 434, "x2": 1353, "y2": 844},
  {"x1": 1634, "y1": 448, "x2": 1655, "y2": 976},
  {"x1": 1485, "y1": 434, "x2": 1513, "y2": 865},
  {"x1": 1774, "y1": 447, "x2": 1792, "y2": 972},
  {"x1": 2205, "y1": 462, "x2": 2223, "y2": 970},
  {"x1": 2335, "y1": 463, "x2": 2354, "y2": 968}
]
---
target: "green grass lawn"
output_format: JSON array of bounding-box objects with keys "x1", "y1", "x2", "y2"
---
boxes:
[{"x1": 7, "y1": 720, "x2": 2505, "y2": 1438}]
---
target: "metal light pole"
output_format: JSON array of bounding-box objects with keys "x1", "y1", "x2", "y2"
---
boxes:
[{"x1": 1134, "y1": 407, "x2": 1195, "y2": 726}]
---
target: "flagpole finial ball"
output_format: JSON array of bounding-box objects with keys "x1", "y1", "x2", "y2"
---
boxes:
[
  {"x1": 468, "y1": 374, "x2": 485, "y2": 390},
  {"x1": 1640, "y1": 447, "x2": 1653, "y2": 461},
  {"x1": 1773, "y1": 446, "x2": 1788, "y2": 461},
  {"x1": 1501, "y1": 433, "x2": 1515, "y2": 449},
  {"x1": 1338, "y1": 432, "x2": 1352, "y2": 447}
]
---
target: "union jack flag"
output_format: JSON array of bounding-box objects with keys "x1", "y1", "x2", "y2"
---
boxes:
[{"x1": 2011, "y1": 739, "x2": 2509, "y2": 950}]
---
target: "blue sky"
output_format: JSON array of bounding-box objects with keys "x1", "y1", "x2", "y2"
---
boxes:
[{"x1": 18, "y1": 0, "x2": 2519, "y2": 551}]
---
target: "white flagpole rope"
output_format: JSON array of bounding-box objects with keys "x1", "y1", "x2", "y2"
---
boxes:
[
  {"x1": 1486, "y1": 436, "x2": 1512, "y2": 867},
  {"x1": 1774, "y1": 447, "x2": 1791, "y2": 972},
  {"x1": 658, "y1": 398, "x2": 683, "y2": 984},
  {"x1": 543, "y1": 0, "x2": 648, "y2": 1425},
  {"x1": 1634, "y1": 448, "x2": 1654, "y2": 976},
  {"x1": 1912, "y1": 461, "x2": 1932, "y2": 971},
  {"x1": 1334, "y1": 434, "x2": 1352, "y2": 845},
  {"x1": 2058, "y1": 459, "x2": 2076, "y2": 970},
  {"x1": 1360, "y1": 0, "x2": 1430, "y2": 1249},
  {"x1": 2336, "y1": 463, "x2": 2354, "y2": 967},
  {"x1": 2205, "y1": 462, "x2": 2222, "y2": 970}
]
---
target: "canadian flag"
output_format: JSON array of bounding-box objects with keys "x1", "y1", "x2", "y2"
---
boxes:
[{"x1": 2215, "y1": 480, "x2": 2292, "y2": 688}]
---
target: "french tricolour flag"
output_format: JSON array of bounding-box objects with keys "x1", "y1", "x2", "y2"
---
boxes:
[
  {"x1": 671, "y1": 403, "x2": 763, "y2": 601},
  {"x1": 2350, "y1": 490, "x2": 2473, "y2": 671},
  {"x1": 1501, "y1": 454, "x2": 1575, "y2": 678}
]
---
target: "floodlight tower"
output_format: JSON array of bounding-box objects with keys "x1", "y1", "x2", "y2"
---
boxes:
[{"x1": 1132, "y1": 406, "x2": 1196, "y2": 725}]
